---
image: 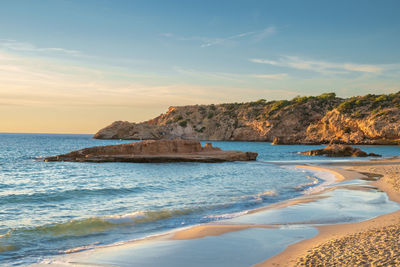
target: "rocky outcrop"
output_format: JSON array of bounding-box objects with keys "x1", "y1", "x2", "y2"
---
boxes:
[
  {"x1": 300, "y1": 144, "x2": 382, "y2": 157},
  {"x1": 44, "y1": 140, "x2": 258, "y2": 163},
  {"x1": 94, "y1": 92, "x2": 400, "y2": 145}
]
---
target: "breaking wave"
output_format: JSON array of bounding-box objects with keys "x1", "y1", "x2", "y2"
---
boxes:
[{"x1": 0, "y1": 208, "x2": 199, "y2": 243}]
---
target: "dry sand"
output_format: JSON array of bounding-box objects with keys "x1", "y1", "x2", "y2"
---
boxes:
[{"x1": 259, "y1": 157, "x2": 400, "y2": 267}]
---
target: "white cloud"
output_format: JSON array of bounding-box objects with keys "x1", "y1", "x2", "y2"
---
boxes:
[
  {"x1": 0, "y1": 51, "x2": 254, "y2": 109},
  {"x1": 200, "y1": 31, "x2": 256, "y2": 47},
  {"x1": 253, "y1": 26, "x2": 276, "y2": 42},
  {"x1": 159, "y1": 33, "x2": 174, "y2": 37},
  {"x1": 0, "y1": 39, "x2": 80, "y2": 56},
  {"x1": 342, "y1": 63, "x2": 381, "y2": 73},
  {"x1": 250, "y1": 56, "x2": 383, "y2": 74},
  {"x1": 251, "y1": 73, "x2": 288, "y2": 80},
  {"x1": 250, "y1": 58, "x2": 279, "y2": 65},
  {"x1": 161, "y1": 26, "x2": 276, "y2": 48},
  {"x1": 173, "y1": 67, "x2": 244, "y2": 82}
]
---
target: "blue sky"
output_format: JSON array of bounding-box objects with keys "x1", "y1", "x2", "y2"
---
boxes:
[{"x1": 1, "y1": 0, "x2": 400, "y2": 133}]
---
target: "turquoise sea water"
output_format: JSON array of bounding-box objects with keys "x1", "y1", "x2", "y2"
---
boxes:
[{"x1": 0, "y1": 133, "x2": 398, "y2": 266}]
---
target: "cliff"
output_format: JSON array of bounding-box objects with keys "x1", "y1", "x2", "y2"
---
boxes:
[
  {"x1": 94, "y1": 92, "x2": 400, "y2": 145},
  {"x1": 44, "y1": 140, "x2": 258, "y2": 163}
]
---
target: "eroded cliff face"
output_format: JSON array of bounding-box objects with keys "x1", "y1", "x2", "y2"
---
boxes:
[
  {"x1": 94, "y1": 92, "x2": 400, "y2": 144},
  {"x1": 305, "y1": 94, "x2": 400, "y2": 144}
]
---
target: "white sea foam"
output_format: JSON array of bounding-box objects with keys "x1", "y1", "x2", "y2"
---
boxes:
[
  {"x1": 265, "y1": 159, "x2": 364, "y2": 165},
  {"x1": 239, "y1": 189, "x2": 279, "y2": 203},
  {"x1": 258, "y1": 190, "x2": 278, "y2": 197},
  {"x1": 104, "y1": 211, "x2": 146, "y2": 224},
  {"x1": 103, "y1": 209, "x2": 195, "y2": 225},
  {"x1": 295, "y1": 175, "x2": 319, "y2": 189},
  {"x1": 253, "y1": 190, "x2": 278, "y2": 202},
  {"x1": 281, "y1": 165, "x2": 338, "y2": 195},
  {"x1": 203, "y1": 210, "x2": 249, "y2": 220},
  {"x1": 63, "y1": 242, "x2": 100, "y2": 253},
  {"x1": 300, "y1": 168, "x2": 338, "y2": 195}
]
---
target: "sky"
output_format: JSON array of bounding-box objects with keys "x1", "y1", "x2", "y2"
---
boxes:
[{"x1": 1, "y1": 0, "x2": 400, "y2": 133}]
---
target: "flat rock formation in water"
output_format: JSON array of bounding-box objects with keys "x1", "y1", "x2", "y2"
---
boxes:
[
  {"x1": 300, "y1": 144, "x2": 382, "y2": 157},
  {"x1": 44, "y1": 140, "x2": 258, "y2": 163},
  {"x1": 93, "y1": 92, "x2": 400, "y2": 145}
]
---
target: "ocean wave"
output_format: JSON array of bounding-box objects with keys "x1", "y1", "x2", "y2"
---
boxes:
[
  {"x1": 0, "y1": 208, "x2": 198, "y2": 243},
  {"x1": 257, "y1": 190, "x2": 278, "y2": 197},
  {"x1": 0, "y1": 218, "x2": 116, "y2": 248},
  {"x1": 295, "y1": 175, "x2": 320, "y2": 190},
  {"x1": 202, "y1": 210, "x2": 249, "y2": 221},
  {"x1": 239, "y1": 189, "x2": 278, "y2": 203},
  {"x1": 0, "y1": 244, "x2": 17, "y2": 252},
  {"x1": 25, "y1": 218, "x2": 115, "y2": 237},
  {"x1": 104, "y1": 208, "x2": 197, "y2": 224},
  {"x1": 0, "y1": 230, "x2": 12, "y2": 239},
  {"x1": 0, "y1": 183, "x2": 11, "y2": 189},
  {"x1": 0, "y1": 186, "x2": 146, "y2": 204},
  {"x1": 301, "y1": 170, "x2": 337, "y2": 195},
  {"x1": 64, "y1": 242, "x2": 100, "y2": 253}
]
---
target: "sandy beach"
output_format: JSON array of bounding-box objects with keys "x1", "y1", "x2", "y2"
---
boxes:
[{"x1": 261, "y1": 157, "x2": 400, "y2": 266}]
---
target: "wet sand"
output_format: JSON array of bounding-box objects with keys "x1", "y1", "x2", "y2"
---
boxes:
[
  {"x1": 171, "y1": 224, "x2": 276, "y2": 240},
  {"x1": 261, "y1": 157, "x2": 400, "y2": 266}
]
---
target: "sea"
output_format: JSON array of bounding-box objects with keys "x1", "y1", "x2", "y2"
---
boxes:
[{"x1": 0, "y1": 133, "x2": 398, "y2": 266}]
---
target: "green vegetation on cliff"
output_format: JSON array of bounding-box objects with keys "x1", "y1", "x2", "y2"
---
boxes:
[
  {"x1": 94, "y1": 92, "x2": 400, "y2": 145},
  {"x1": 337, "y1": 93, "x2": 400, "y2": 118}
]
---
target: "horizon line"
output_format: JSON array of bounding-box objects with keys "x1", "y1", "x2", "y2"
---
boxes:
[{"x1": 0, "y1": 131, "x2": 95, "y2": 135}]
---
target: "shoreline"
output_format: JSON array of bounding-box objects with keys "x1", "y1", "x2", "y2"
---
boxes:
[
  {"x1": 30, "y1": 158, "x2": 400, "y2": 266},
  {"x1": 259, "y1": 157, "x2": 400, "y2": 266},
  {"x1": 167, "y1": 163, "x2": 356, "y2": 241}
]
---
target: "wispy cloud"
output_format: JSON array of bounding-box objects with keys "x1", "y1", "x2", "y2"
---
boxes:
[
  {"x1": 251, "y1": 73, "x2": 288, "y2": 80},
  {"x1": 0, "y1": 39, "x2": 80, "y2": 56},
  {"x1": 161, "y1": 26, "x2": 276, "y2": 48},
  {"x1": 252, "y1": 27, "x2": 277, "y2": 42},
  {"x1": 250, "y1": 56, "x2": 383, "y2": 74},
  {"x1": 200, "y1": 31, "x2": 256, "y2": 48},
  {"x1": 0, "y1": 51, "x2": 249, "y2": 110},
  {"x1": 173, "y1": 67, "x2": 244, "y2": 82}
]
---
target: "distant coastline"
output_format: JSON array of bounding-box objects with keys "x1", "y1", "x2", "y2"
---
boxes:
[{"x1": 94, "y1": 92, "x2": 400, "y2": 145}]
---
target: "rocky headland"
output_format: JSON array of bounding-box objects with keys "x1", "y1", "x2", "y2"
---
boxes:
[
  {"x1": 44, "y1": 140, "x2": 258, "y2": 163},
  {"x1": 300, "y1": 144, "x2": 382, "y2": 157},
  {"x1": 94, "y1": 92, "x2": 400, "y2": 145}
]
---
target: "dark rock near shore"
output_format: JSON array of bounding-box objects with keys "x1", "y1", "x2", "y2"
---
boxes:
[
  {"x1": 300, "y1": 144, "x2": 382, "y2": 157},
  {"x1": 44, "y1": 140, "x2": 258, "y2": 163}
]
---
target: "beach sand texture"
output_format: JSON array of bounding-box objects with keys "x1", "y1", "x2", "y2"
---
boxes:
[
  {"x1": 262, "y1": 158, "x2": 400, "y2": 267},
  {"x1": 297, "y1": 223, "x2": 400, "y2": 266}
]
